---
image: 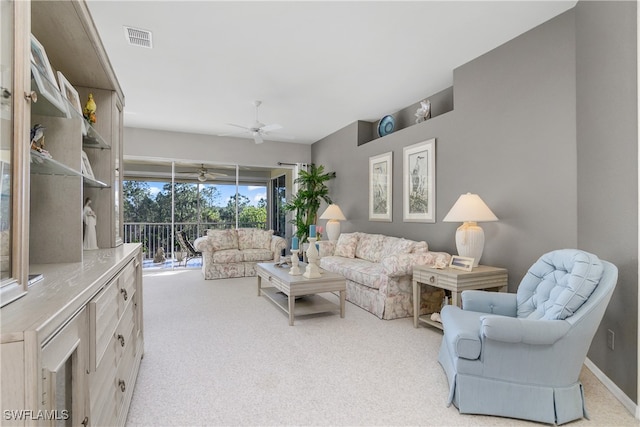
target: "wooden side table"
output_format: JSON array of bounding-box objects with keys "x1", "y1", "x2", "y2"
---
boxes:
[{"x1": 412, "y1": 265, "x2": 508, "y2": 329}]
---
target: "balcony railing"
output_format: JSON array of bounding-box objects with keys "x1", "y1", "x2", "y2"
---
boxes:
[{"x1": 123, "y1": 221, "x2": 266, "y2": 263}]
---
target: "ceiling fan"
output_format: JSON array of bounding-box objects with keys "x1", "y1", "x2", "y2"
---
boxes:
[
  {"x1": 222, "y1": 100, "x2": 284, "y2": 144},
  {"x1": 176, "y1": 165, "x2": 227, "y2": 182}
]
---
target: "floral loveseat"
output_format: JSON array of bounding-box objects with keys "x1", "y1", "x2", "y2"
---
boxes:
[
  {"x1": 318, "y1": 232, "x2": 450, "y2": 319},
  {"x1": 194, "y1": 228, "x2": 287, "y2": 279}
]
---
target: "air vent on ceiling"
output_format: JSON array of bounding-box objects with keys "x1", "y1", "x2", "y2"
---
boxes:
[{"x1": 124, "y1": 26, "x2": 153, "y2": 48}]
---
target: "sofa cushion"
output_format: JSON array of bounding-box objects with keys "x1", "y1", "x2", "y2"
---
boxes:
[
  {"x1": 207, "y1": 229, "x2": 239, "y2": 251},
  {"x1": 334, "y1": 233, "x2": 358, "y2": 258},
  {"x1": 211, "y1": 249, "x2": 243, "y2": 263},
  {"x1": 379, "y1": 236, "x2": 416, "y2": 259},
  {"x1": 355, "y1": 233, "x2": 385, "y2": 262},
  {"x1": 254, "y1": 229, "x2": 273, "y2": 249},
  {"x1": 412, "y1": 241, "x2": 429, "y2": 253},
  {"x1": 320, "y1": 256, "x2": 388, "y2": 290},
  {"x1": 237, "y1": 228, "x2": 273, "y2": 250},
  {"x1": 242, "y1": 248, "x2": 274, "y2": 262},
  {"x1": 517, "y1": 249, "x2": 604, "y2": 320},
  {"x1": 237, "y1": 228, "x2": 254, "y2": 250}
]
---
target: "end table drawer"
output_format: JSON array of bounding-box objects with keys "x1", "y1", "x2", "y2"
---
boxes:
[{"x1": 415, "y1": 270, "x2": 438, "y2": 286}]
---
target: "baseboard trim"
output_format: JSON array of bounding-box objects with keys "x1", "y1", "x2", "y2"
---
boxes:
[{"x1": 584, "y1": 358, "x2": 638, "y2": 419}]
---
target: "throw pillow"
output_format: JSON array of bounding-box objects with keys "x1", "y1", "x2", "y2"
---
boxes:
[
  {"x1": 334, "y1": 233, "x2": 358, "y2": 258},
  {"x1": 253, "y1": 229, "x2": 273, "y2": 250},
  {"x1": 207, "y1": 229, "x2": 239, "y2": 251},
  {"x1": 237, "y1": 228, "x2": 254, "y2": 250},
  {"x1": 355, "y1": 233, "x2": 384, "y2": 262}
]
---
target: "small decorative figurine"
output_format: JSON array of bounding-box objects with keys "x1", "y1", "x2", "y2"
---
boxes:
[
  {"x1": 29, "y1": 123, "x2": 51, "y2": 158},
  {"x1": 83, "y1": 197, "x2": 99, "y2": 250},
  {"x1": 83, "y1": 93, "x2": 97, "y2": 123},
  {"x1": 414, "y1": 99, "x2": 431, "y2": 124},
  {"x1": 154, "y1": 247, "x2": 166, "y2": 264}
]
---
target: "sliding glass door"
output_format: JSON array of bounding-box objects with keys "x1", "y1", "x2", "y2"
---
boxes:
[{"x1": 122, "y1": 160, "x2": 274, "y2": 266}]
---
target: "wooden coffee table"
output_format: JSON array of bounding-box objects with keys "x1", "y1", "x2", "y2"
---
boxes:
[{"x1": 256, "y1": 262, "x2": 346, "y2": 326}]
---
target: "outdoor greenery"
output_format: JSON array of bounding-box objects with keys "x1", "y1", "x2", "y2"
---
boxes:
[
  {"x1": 123, "y1": 181, "x2": 267, "y2": 255},
  {"x1": 124, "y1": 181, "x2": 266, "y2": 225},
  {"x1": 284, "y1": 164, "x2": 335, "y2": 243}
]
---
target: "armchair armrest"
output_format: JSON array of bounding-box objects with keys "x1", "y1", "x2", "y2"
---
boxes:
[
  {"x1": 270, "y1": 235, "x2": 287, "y2": 262},
  {"x1": 481, "y1": 315, "x2": 571, "y2": 345},
  {"x1": 381, "y1": 251, "x2": 451, "y2": 277},
  {"x1": 194, "y1": 236, "x2": 213, "y2": 252},
  {"x1": 462, "y1": 290, "x2": 517, "y2": 316}
]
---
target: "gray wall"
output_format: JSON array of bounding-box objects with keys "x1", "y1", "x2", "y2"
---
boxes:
[
  {"x1": 313, "y1": 10, "x2": 577, "y2": 285},
  {"x1": 312, "y1": 3, "x2": 638, "y2": 402},
  {"x1": 124, "y1": 127, "x2": 312, "y2": 168},
  {"x1": 575, "y1": 1, "x2": 638, "y2": 402}
]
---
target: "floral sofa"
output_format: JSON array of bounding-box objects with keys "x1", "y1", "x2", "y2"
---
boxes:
[
  {"x1": 194, "y1": 228, "x2": 287, "y2": 279},
  {"x1": 318, "y1": 232, "x2": 450, "y2": 320}
]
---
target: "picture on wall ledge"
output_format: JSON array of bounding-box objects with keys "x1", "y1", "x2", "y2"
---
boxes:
[
  {"x1": 369, "y1": 151, "x2": 393, "y2": 222},
  {"x1": 403, "y1": 138, "x2": 436, "y2": 223}
]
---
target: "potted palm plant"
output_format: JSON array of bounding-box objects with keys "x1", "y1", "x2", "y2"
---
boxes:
[{"x1": 284, "y1": 164, "x2": 336, "y2": 244}]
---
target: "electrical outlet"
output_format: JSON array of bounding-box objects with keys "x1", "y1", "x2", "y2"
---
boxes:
[{"x1": 607, "y1": 329, "x2": 615, "y2": 350}]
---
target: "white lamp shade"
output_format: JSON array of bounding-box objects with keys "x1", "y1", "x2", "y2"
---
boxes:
[
  {"x1": 442, "y1": 193, "x2": 498, "y2": 223},
  {"x1": 319, "y1": 204, "x2": 346, "y2": 221},
  {"x1": 320, "y1": 204, "x2": 346, "y2": 241},
  {"x1": 443, "y1": 193, "x2": 497, "y2": 267}
]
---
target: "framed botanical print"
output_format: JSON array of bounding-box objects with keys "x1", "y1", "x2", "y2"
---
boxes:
[
  {"x1": 369, "y1": 151, "x2": 392, "y2": 222},
  {"x1": 403, "y1": 138, "x2": 436, "y2": 222}
]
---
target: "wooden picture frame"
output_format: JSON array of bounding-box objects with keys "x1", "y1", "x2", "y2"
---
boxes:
[
  {"x1": 403, "y1": 138, "x2": 436, "y2": 223},
  {"x1": 81, "y1": 151, "x2": 94, "y2": 179},
  {"x1": 449, "y1": 255, "x2": 474, "y2": 272},
  {"x1": 369, "y1": 152, "x2": 392, "y2": 222}
]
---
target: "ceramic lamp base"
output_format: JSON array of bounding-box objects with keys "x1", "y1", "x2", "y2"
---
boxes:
[{"x1": 455, "y1": 222, "x2": 484, "y2": 267}]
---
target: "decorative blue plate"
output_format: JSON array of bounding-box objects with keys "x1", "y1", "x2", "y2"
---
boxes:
[{"x1": 377, "y1": 115, "x2": 395, "y2": 137}]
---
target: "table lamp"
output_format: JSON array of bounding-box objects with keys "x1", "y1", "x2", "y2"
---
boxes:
[
  {"x1": 442, "y1": 193, "x2": 498, "y2": 267},
  {"x1": 319, "y1": 204, "x2": 347, "y2": 241}
]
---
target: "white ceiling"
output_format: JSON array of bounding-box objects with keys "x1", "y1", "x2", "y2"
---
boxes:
[{"x1": 87, "y1": 1, "x2": 576, "y2": 145}]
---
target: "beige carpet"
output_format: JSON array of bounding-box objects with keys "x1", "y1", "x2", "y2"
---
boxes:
[{"x1": 125, "y1": 269, "x2": 637, "y2": 426}]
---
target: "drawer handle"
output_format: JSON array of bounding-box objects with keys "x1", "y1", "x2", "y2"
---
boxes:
[
  {"x1": 118, "y1": 379, "x2": 126, "y2": 392},
  {"x1": 121, "y1": 288, "x2": 128, "y2": 301},
  {"x1": 81, "y1": 417, "x2": 88, "y2": 427},
  {"x1": 117, "y1": 334, "x2": 125, "y2": 347},
  {"x1": 429, "y1": 276, "x2": 435, "y2": 283}
]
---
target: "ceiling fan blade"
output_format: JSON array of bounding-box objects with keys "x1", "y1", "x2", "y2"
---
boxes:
[
  {"x1": 260, "y1": 123, "x2": 282, "y2": 133},
  {"x1": 225, "y1": 123, "x2": 252, "y2": 131},
  {"x1": 205, "y1": 172, "x2": 228, "y2": 178}
]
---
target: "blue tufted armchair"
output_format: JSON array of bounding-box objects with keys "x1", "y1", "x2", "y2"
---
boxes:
[{"x1": 438, "y1": 249, "x2": 618, "y2": 425}]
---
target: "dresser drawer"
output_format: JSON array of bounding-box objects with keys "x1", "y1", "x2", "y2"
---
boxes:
[
  {"x1": 415, "y1": 270, "x2": 438, "y2": 287},
  {"x1": 117, "y1": 260, "x2": 137, "y2": 315},
  {"x1": 114, "y1": 295, "x2": 136, "y2": 362},
  {"x1": 115, "y1": 332, "x2": 138, "y2": 417},
  {"x1": 89, "y1": 280, "x2": 119, "y2": 371},
  {"x1": 89, "y1": 342, "x2": 118, "y2": 426}
]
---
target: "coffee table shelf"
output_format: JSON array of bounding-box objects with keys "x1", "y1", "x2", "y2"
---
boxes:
[
  {"x1": 261, "y1": 287, "x2": 338, "y2": 317},
  {"x1": 257, "y1": 262, "x2": 346, "y2": 325}
]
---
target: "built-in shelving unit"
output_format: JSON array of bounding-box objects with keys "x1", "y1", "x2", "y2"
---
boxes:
[{"x1": 1, "y1": 1, "x2": 142, "y2": 426}]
